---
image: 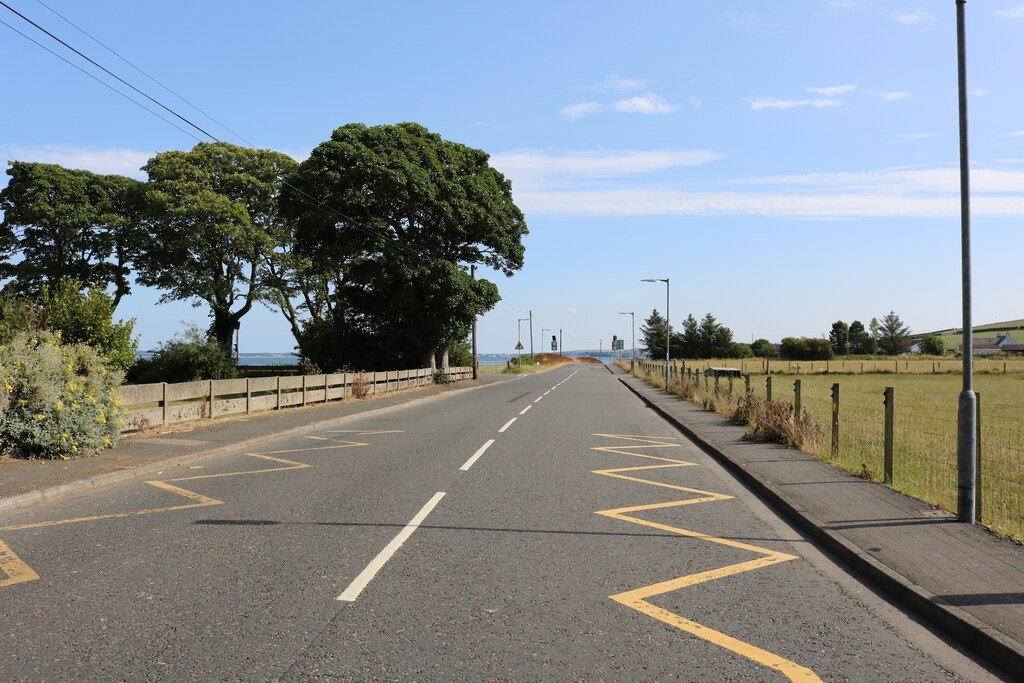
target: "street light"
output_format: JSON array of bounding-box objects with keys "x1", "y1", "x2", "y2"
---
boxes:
[
  {"x1": 619, "y1": 312, "x2": 635, "y2": 372},
  {"x1": 641, "y1": 278, "x2": 670, "y2": 389}
]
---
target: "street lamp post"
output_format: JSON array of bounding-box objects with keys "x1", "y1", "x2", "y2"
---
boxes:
[
  {"x1": 642, "y1": 278, "x2": 670, "y2": 389},
  {"x1": 619, "y1": 312, "x2": 635, "y2": 372},
  {"x1": 955, "y1": 0, "x2": 976, "y2": 523}
]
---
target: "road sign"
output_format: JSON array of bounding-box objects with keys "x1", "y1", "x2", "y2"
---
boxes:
[{"x1": 515, "y1": 341, "x2": 524, "y2": 350}]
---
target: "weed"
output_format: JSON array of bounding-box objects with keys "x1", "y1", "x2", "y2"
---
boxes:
[{"x1": 352, "y1": 372, "x2": 370, "y2": 399}]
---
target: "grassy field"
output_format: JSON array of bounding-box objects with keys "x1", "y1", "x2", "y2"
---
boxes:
[{"x1": 630, "y1": 361, "x2": 1024, "y2": 541}]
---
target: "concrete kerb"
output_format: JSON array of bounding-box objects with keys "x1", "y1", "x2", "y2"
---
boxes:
[
  {"x1": 0, "y1": 379, "x2": 494, "y2": 516},
  {"x1": 616, "y1": 376, "x2": 1024, "y2": 676}
]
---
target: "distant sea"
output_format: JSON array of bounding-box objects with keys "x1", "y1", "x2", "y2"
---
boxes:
[{"x1": 137, "y1": 352, "x2": 623, "y2": 366}]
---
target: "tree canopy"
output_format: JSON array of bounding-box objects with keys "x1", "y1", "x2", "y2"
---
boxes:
[
  {"x1": 281, "y1": 122, "x2": 527, "y2": 369},
  {"x1": 0, "y1": 161, "x2": 141, "y2": 306},
  {"x1": 877, "y1": 310, "x2": 912, "y2": 355},
  {"x1": 134, "y1": 142, "x2": 298, "y2": 351}
]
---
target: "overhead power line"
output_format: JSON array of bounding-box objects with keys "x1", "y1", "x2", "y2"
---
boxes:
[
  {"x1": 0, "y1": 0, "x2": 217, "y2": 141},
  {"x1": 33, "y1": 0, "x2": 251, "y2": 145},
  {"x1": 1, "y1": 2, "x2": 420, "y2": 259}
]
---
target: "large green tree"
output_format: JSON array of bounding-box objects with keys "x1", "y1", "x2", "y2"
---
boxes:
[
  {"x1": 281, "y1": 122, "x2": 527, "y2": 369},
  {"x1": 134, "y1": 142, "x2": 298, "y2": 352},
  {"x1": 877, "y1": 310, "x2": 912, "y2": 355},
  {"x1": 829, "y1": 320, "x2": 849, "y2": 355},
  {"x1": 0, "y1": 161, "x2": 140, "y2": 306},
  {"x1": 848, "y1": 320, "x2": 872, "y2": 354}
]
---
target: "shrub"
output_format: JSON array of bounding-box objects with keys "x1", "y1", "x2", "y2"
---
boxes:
[
  {"x1": 733, "y1": 394, "x2": 824, "y2": 452},
  {"x1": 352, "y1": 372, "x2": 370, "y2": 399},
  {"x1": 780, "y1": 337, "x2": 834, "y2": 361},
  {"x1": 432, "y1": 369, "x2": 452, "y2": 384},
  {"x1": 0, "y1": 293, "x2": 42, "y2": 344},
  {"x1": 0, "y1": 331, "x2": 123, "y2": 459},
  {"x1": 127, "y1": 326, "x2": 237, "y2": 384},
  {"x1": 40, "y1": 278, "x2": 139, "y2": 373}
]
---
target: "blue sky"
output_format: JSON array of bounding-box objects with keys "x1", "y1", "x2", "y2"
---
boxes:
[{"x1": 3, "y1": 0, "x2": 1023, "y2": 354}]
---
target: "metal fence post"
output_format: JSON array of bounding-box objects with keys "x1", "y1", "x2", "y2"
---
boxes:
[
  {"x1": 831, "y1": 382, "x2": 840, "y2": 459},
  {"x1": 884, "y1": 387, "x2": 894, "y2": 485},
  {"x1": 793, "y1": 379, "x2": 801, "y2": 416}
]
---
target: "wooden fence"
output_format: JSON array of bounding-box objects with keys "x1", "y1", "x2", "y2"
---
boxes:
[
  {"x1": 119, "y1": 367, "x2": 473, "y2": 433},
  {"x1": 636, "y1": 357, "x2": 1024, "y2": 376}
]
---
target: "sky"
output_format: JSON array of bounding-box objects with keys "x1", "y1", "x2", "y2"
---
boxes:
[{"x1": 2, "y1": 0, "x2": 1023, "y2": 355}]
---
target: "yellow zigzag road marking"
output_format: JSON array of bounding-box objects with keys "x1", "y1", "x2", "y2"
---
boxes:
[
  {"x1": 0, "y1": 540, "x2": 39, "y2": 588},
  {"x1": 0, "y1": 432, "x2": 400, "y2": 588},
  {"x1": 592, "y1": 434, "x2": 821, "y2": 682}
]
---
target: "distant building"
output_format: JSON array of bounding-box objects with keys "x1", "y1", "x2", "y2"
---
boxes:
[{"x1": 956, "y1": 333, "x2": 1018, "y2": 356}]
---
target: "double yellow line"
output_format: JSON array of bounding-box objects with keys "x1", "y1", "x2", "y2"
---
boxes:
[{"x1": 592, "y1": 434, "x2": 821, "y2": 682}]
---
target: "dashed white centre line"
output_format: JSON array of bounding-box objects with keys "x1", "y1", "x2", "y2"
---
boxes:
[
  {"x1": 337, "y1": 491, "x2": 446, "y2": 602},
  {"x1": 533, "y1": 397, "x2": 543, "y2": 404},
  {"x1": 498, "y1": 418, "x2": 517, "y2": 433},
  {"x1": 519, "y1": 405, "x2": 532, "y2": 415},
  {"x1": 460, "y1": 439, "x2": 495, "y2": 471}
]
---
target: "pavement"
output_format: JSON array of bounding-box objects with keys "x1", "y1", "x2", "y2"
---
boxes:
[
  {"x1": 0, "y1": 375, "x2": 500, "y2": 514},
  {"x1": 2, "y1": 365, "x2": 1022, "y2": 676},
  {"x1": 609, "y1": 363, "x2": 1024, "y2": 677}
]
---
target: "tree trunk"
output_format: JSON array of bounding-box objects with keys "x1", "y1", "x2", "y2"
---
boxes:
[
  {"x1": 211, "y1": 309, "x2": 236, "y2": 354},
  {"x1": 434, "y1": 346, "x2": 449, "y2": 372}
]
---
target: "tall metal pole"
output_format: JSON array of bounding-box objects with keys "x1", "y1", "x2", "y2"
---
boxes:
[
  {"x1": 518, "y1": 318, "x2": 528, "y2": 367},
  {"x1": 529, "y1": 310, "x2": 534, "y2": 357},
  {"x1": 471, "y1": 265, "x2": 478, "y2": 380},
  {"x1": 642, "y1": 278, "x2": 670, "y2": 389},
  {"x1": 665, "y1": 279, "x2": 671, "y2": 389},
  {"x1": 956, "y1": 0, "x2": 976, "y2": 524},
  {"x1": 559, "y1": 329, "x2": 563, "y2": 356}
]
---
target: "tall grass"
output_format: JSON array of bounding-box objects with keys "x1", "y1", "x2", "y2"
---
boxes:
[{"x1": 622, "y1": 360, "x2": 1024, "y2": 541}]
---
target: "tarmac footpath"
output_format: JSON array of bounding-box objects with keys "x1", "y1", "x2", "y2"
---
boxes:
[
  {"x1": 611, "y1": 364, "x2": 1024, "y2": 677},
  {"x1": 0, "y1": 376, "x2": 500, "y2": 515}
]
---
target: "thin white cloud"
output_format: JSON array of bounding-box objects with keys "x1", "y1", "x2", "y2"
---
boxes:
[
  {"x1": 613, "y1": 93, "x2": 678, "y2": 115},
  {"x1": 996, "y1": 5, "x2": 1024, "y2": 19},
  {"x1": 973, "y1": 89, "x2": 994, "y2": 97},
  {"x1": 579, "y1": 75, "x2": 648, "y2": 94},
  {"x1": 1007, "y1": 130, "x2": 1024, "y2": 137},
  {"x1": 0, "y1": 145, "x2": 153, "y2": 177},
  {"x1": 560, "y1": 101, "x2": 603, "y2": 120},
  {"x1": 884, "y1": 91, "x2": 910, "y2": 101},
  {"x1": 491, "y1": 149, "x2": 725, "y2": 182},
  {"x1": 893, "y1": 11, "x2": 934, "y2": 25},
  {"x1": 500, "y1": 161, "x2": 1024, "y2": 219},
  {"x1": 807, "y1": 84, "x2": 856, "y2": 96},
  {"x1": 746, "y1": 97, "x2": 843, "y2": 110},
  {"x1": 828, "y1": 0, "x2": 874, "y2": 13}
]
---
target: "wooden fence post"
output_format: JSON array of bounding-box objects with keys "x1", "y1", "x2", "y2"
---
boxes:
[
  {"x1": 884, "y1": 387, "x2": 894, "y2": 485},
  {"x1": 276, "y1": 376, "x2": 281, "y2": 410},
  {"x1": 246, "y1": 378, "x2": 251, "y2": 415},
  {"x1": 793, "y1": 379, "x2": 801, "y2": 416},
  {"x1": 302, "y1": 374, "x2": 307, "y2": 405},
  {"x1": 162, "y1": 382, "x2": 168, "y2": 426},
  {"x1": 766, "y1": 375, "x2": 772, "y2": 402},
  {"x1": 831, "y1": 383, "x2": 840, "y2": 459},
  {"x1": 208, "y1": 379, "x2": 215, "y2": 419}
]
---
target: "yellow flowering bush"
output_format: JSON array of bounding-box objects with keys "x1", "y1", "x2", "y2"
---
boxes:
[{"x1": 0, "y1": 331, "x2": 123, "y2": 459}]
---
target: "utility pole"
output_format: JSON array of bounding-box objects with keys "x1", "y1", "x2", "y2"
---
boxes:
[
  {"x1": 955, "y1": 0, "x2": 976, "y2": 523},
  {"x1": 559, "y1": 329, "x2": 563, "y2": 356},
  {"x1": 529, "y1": 310, "x2": 534, "y2": 356},
  {"x1": 471, "y1": 265, "x2": 478, "y2": 380}
]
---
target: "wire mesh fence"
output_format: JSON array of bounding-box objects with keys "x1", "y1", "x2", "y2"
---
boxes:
[{"x1": 630, "y1": 360, "x2": 1024, "y2": 540}]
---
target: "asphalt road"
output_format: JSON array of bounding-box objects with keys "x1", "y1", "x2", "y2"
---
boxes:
[{"x1": 0, "y1": 365, "x2": 1005, "y2": 681}]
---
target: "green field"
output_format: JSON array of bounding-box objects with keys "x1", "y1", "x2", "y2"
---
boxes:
[{"x1": 633, "y1": 360, "x2": 1024, "y2": 541}]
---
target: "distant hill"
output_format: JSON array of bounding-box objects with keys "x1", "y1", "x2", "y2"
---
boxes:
[{"x1": 914, "y1": 319, "x2": 1024, "y2": 349}]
